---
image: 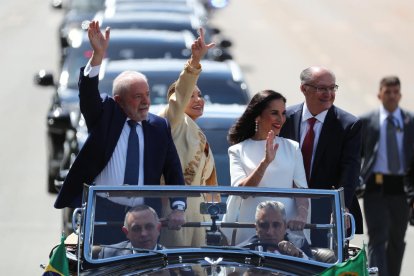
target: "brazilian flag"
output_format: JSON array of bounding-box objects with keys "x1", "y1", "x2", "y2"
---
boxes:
[
  {"x1": 43, "y1": 234, "x2": 70, "y2": 276},
  {"x1": 318, "y1": 246, "x2": 369, "y2": 276}
]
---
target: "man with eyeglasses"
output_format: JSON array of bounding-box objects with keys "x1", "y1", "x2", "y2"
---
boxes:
[
  {"x1": 279, "y1": 66, "x2": 363, "y2": 247},
  {"x1": 360, "y1": 76, "x2": 414, "y2": 276},
  {"x1": 239, "y1": 201, "x2": 312, "y2": 259}
]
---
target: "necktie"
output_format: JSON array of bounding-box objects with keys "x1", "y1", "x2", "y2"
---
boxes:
[
  {"x1": 386, "y1": 115, "x2": 401, "y2": 174},
  {"x1": 124, "y1": 120, "x2": 140, "y2": 185},
  {"x1": 301, "y1": 117, "x2": 317, "y2": 182}
]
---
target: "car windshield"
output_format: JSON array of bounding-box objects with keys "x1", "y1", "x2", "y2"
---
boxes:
[
  {"x1": 69, "y1": 0, "x2": 105, "y2": 12},
  {"x1": 80, "y1": 186, "x2": 346, "y2": 266},
  {"x1": 100, "y1": 14, "x2": 198, "y2": 36},
  {"x1": 97, "y1": 12, "x2": 212, "y2": 41}
]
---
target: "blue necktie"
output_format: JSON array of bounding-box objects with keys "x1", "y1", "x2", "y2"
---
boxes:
[
  {"x1": 124, "y1": 120, "x2": 139, "y2": 185},
  {"x1": 386, "y1": 115, "x2": 401, "y2": 174}
]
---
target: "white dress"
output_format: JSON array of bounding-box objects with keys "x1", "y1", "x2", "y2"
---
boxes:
[{"x1": 221, "y1": 137, "x2": 308, "y2": 245}]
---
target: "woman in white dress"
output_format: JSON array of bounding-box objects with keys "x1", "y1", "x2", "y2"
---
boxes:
[{"x1": 222, "y1": 90, "x2": 309, "y2": 245}]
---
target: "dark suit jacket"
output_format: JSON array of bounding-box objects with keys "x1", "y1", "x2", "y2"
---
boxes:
[
  {"x1": 238, "y1": 233, "x2": 312, "y2": 258},
  {"x1": 280, "y1": 104, "x2": 363, "y2": 233},
  {"x1": 98, "y1": 240, "x2": 165, "y2": 258},
  {"x1": 360, "y1": 109, "x2": 414, "y2": 193},
  {"x1": 54, "y1": 68, "x2": 185, "y2": 213}
]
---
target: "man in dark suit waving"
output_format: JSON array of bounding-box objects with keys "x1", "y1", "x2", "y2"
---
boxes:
[
  {"x1": 54, "y1": 21, "x2": 186, "y2": 240},
  {"x1": 360, "y1": 76, "x2": 414, "y2": 276},
  {"x1": 280, "y1": 66, "x2": 363, "y2": 247}
]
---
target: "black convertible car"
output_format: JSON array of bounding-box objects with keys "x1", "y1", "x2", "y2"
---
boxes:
[{"x1": 43, "y1": 186, "x2": 370, "y2": 275}]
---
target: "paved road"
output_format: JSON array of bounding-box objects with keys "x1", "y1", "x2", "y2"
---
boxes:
[
  {"x1": 210, "y1": 1, "x2": 414, "y2": 275},
  {"x1": 0, "y1": 1, "x2": 62, "y2": 274},
  {"x1": 0, "y1": 0, "x2": 413, "y2": 274}
]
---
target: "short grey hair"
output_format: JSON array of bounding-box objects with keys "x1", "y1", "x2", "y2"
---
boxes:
[
  {"x1": 300, "y1": 66, "x2": 336, "y2": 84},
  {"x1": 124, "y1": 204, "x2": 159, "y2": 227},
  {"x1": 112, "y1": 71, "x2": 148, "y2": 97},
  {"x1": 255, "y1": 201, "x2": 286, "y2": 222}
]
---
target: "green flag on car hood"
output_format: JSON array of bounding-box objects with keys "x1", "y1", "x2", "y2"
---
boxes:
[
  {"x1": 43, "y1": 234, "x2": 70, "y2": 276},
  {"x1": 318, "y1": 246, "x2": 368, "y2": 276}
]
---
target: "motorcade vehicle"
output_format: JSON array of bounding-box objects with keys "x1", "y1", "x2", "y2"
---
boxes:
[
  {"x1": 34, "y1": 29, "x2": 197, "y2": 194},
  {"x1": 52, "y1": 0, "x2": 106, "y2": 59},
  {"x1": 44, "y1": 185, "x2": 372, "y2": 275},
  {"x1": 52, "y1": 0, "x2": 221, "y2": 62},
  {"x1": 93, "y1": 11, "x2": 233, "y2": 61},
  {"x1": 104, "y1": 1, "x2": 208, "y2": 20}
]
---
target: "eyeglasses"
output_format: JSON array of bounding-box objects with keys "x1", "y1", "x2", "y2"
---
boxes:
[{"x1": 305, "y1": 84, "x2": 339, "y2": 93}]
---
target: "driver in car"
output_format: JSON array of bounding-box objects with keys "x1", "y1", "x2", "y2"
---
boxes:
[
  {"x1": 98, "y1": 205, "x2": 164, "y2": 258},
  {"x1": 239, "y1": 200, "x2": 312, "y2": 259}
]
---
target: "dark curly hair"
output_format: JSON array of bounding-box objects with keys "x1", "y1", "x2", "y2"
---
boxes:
[{"x1": 228, "y1": 90, "x2": 286, "y2": 145}]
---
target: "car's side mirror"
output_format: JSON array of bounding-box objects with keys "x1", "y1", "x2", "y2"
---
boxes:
[
  {"x1": 34, "y1": 70, "x2": 55, "y2": 87},
  {"x1": 210, "y1": 27, "x2": 221, "y2": 35},
  {"x1": 213, "y1": 49, "x2": 233, "y2": 62},
  {"x1": 54, "y1": 169, "x2": 69, "y2": 192},
  {"x1": 219, "y1": 39, "x2": 232, "y2": 48},
  {"x1": 47, "y1": 110, "x2": 73, "y2": 133},
  {"x1": 51, "y1": 0, "x2": 63, "y2": 9}
]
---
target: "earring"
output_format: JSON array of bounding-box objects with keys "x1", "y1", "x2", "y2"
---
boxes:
[{"x1": 255, "y1": 121, "x2": 258, "y2": 133}]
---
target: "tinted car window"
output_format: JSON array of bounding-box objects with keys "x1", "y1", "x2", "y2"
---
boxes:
[
  {"x1": 69, "y1": 0, "x2": 105, "y2": 11},
  {"x1": 198, "y1": 78, "x2": 248, "y2": 104},
  {"x1": 196, "y1": 115, "x2": 240, "y2": 186},
  {"x1": 98, "y1": 12, "x2": 210, "y2": 40},
  {"x1": 203, "y1": 128, "x2": 231, "y2": 186}
]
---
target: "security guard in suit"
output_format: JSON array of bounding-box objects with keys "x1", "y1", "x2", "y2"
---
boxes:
[{"x1": 360, "y1": 76, "x2": 414, "y2": 276}]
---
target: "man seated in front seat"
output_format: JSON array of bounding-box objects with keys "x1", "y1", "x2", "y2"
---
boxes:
[
  {"x1": 98, "y1": 205, "x2": 164, "y2": 258},
  {"x1": 238, "y1": 200, "x2": 312, "y2": 259}
]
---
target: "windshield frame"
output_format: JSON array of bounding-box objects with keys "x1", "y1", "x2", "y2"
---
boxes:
[{"x1": 80, "y1": 185, "x2": 347, "y2": 269}]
